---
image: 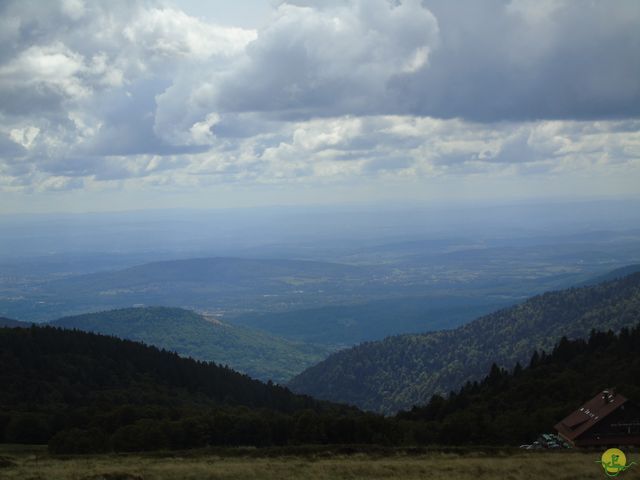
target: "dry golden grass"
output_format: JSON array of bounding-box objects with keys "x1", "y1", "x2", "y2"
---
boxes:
[{"x1": 1, "y1": 446, "x2": 639, "y2": 480}]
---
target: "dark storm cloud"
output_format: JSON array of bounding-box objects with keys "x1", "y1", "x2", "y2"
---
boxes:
[
  {"x1": 205, "y1": 0, "x2": 640, "y2": 123},
  {"x1": 210, "y1": 0, "x2": 439, "y2": 120},
  {"x1": 389, "y1": 0, "x2": 640, "y2": 121}
]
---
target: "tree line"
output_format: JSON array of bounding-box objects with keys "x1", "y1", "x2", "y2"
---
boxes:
[{"x1": 1, "y1": 323, "x2": 639, "y2": 453}]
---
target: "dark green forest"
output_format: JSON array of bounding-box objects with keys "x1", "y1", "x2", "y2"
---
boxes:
[
  {"x1": 50, "y1": 307, "x2": 330, "y2": 383},
  {"x1": 1, "y1": 323, "x2": 639, "y2": 453},
  {"x1": 0, "y1": 326, "x2": 388, "y2": 453},
  {"x1": 289, "y1": 272, "x2": 640, "y2": 413},
  {"x1": 398, "y1": 325, "x2": 640, "y2": 445}
]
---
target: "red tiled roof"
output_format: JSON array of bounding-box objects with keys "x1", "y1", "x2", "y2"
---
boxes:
[{"x1": 555, "y1": 390, "x2": 628, "y2": 441}]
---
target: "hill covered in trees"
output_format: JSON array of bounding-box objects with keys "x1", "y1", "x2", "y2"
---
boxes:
[
  {"x1": 289, "y1": 272, "x2": 640, "y2": 413},
  {"x1": 579, "y1": 263, "x2": 640, "y2": 286},
  {"x1": 0, "y1": 326, "x2": 383, "y2": 453},
  {"x1": 398, "y1": 325, "x2": 640, "y2": 445},
  {"x1": 1, "y1": 322, "x2": 639, "y2": 453},
  {"x1": 50, "y1": 307, "x2": 331, "y2": 383},
  {"x1": 0, "y1": 317, "x2": 27, "y2": 327}
]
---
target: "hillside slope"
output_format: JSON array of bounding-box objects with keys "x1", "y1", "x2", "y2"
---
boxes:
[
  {"x1": 0, "y1": 317, "x2": 28, "y2": 327},
  {"x1": 51, "y1": 307, "x2": 331, "y2": 383},
  {"x1": 231, "y1": 295, "x2": 512, "y2": 346},
  {"x1": 0, "y1": 325, "x2": 322, "y2": 413},
  {"x1": 580, "y1": 263, "x2": 640, "y2": 286},
  {"x1": 397, "y1": 324, "x2": 640, "y2": 445},
  {"x1": 289, "y1": 272, "x2": 640, "y2": 413},
  {"x1": 0, "y1": 326, "x2": 369, "y2": 452}
]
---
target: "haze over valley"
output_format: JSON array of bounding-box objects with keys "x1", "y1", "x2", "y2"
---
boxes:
[{"x1": 1, "y1": 200, "x2": 639, "y2": 384}]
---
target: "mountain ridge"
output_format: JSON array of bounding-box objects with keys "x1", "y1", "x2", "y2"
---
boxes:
[
  {"x1": 0, "y1": 317, "x2": 28, "y2": 327},
  {"x1": 50, "y1": 306, "x2": 332, "y2": 383},
  {"x1": 289, "y1": 271, "x2": 640, "y2": 413},
  {"x1": 0, "y1": 325, "x2": 371, "y2": 452},
  {"x1": 397, "y1": 323, "x2": 640, "y2": 445}
]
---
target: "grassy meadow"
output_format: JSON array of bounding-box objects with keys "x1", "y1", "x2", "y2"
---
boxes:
[{"x1": 1, "y1": 445, "x2": 638, "y2": 480}]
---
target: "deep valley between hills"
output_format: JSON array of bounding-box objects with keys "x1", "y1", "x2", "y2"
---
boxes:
[
  {"x1": 1, "y1": 265, "x2": 640, "y2": 455},
  {"x1": 1, "y1": 227, "x2": 640, "y2": 469}
]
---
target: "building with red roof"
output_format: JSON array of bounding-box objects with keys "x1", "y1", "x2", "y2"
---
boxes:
[{"x1": 555, "y1": 390, "x2": 640, "y2": 447}]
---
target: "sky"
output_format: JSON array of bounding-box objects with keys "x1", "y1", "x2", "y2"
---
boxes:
[{"x1": 0, "y1": 0, "x2": 639, "y2": 214}]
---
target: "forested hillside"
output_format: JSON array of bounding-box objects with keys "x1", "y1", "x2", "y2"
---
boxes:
[
  {"x1": 51, "y1": 307, "x2": 330, "y2": 383},
  {"x1": 289, "y1": 272, "x2": 640, "y2": 413},
  {"x1": 0, "y1": 326, "x2": 378, "y2": 453},
  {"x1": 2, "y1": 323, "x2": 639, "y2": 453},
  {"x1": 579, "y1": 263, "x2": 640, "y2": 286},
  {"x1": 0, "y1": 317, "x2": 27, "y2": 327},
  {"x1": 398, "y1": 325, "x2": 640, "y2": 445}
]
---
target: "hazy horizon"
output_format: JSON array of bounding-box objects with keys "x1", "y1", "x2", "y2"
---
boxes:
[{"x1": 2, "y1": 197, "x2": 640, "y2": 256}]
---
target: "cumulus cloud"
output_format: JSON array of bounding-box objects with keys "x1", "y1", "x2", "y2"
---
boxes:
[
  {"x1": 217, "y1": 0, "x2": 439, "y2": 116},
  {"x1": 153, "y1": 0, "x2": 439, "y2": 145},
  {"x1": 158, "y1": 0, "x2": 640, "y2": 137},
  {"x1": 155, "y1": 115, "x2": 638, "y2": 190},
  {"x1": 0, "y1": 0, "x2": 257, "y2": 190},
  {"x1": 0, "y1": 0, "x2": 637, "y2": 201}
]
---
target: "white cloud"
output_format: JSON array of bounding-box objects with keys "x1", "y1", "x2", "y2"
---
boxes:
[
  {"x1": 61, "y1": 0, "x2": 86, "y2": 20},
  {"x1": 216, "y1": 0, "x2": 439, "y2": 115},
  {"x1": 0, "y1": 0, "x2": 637, "y2": 206},
  {"x1": 38, "y1": 175, "x2": 84, "y2": 192},
  {"x1": 122, "y1": 7, "x2": 256, "y2": 61},
  {"x1": 9, "y1": 126, "x2": 40, "y2": 149},
  {"x1": 0, "y1": 43, "x2": 90, "y2": 102},
  {"x1": 153, "y1": 0, "x2": 439, "y2": 145},
  {"x1": 189, "y1": 113, "x2": 221, "y2": 144}
]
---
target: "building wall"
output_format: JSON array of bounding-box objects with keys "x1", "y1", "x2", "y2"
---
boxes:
[{"x1": 576, "y1": 403, "x2": 640, "y2": 447}]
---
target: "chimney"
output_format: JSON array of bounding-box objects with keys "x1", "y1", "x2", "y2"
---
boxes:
[{"x1": 601, "y1": 389, "x2": 615, "y2": 403}]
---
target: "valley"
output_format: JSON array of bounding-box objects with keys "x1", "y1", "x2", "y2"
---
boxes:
[
  {"x1": 2, "y1": 228, "x2": 640, "y2": 332},
  {"x1": 289, "y1": 271, "x2": 640, "y2": 413},
  {"x1": 50, "y1": 306, "x2": 331, "y2": 383},
  {"x1": 2, "y1": 274, "x2": 640, "y2": 454}
]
